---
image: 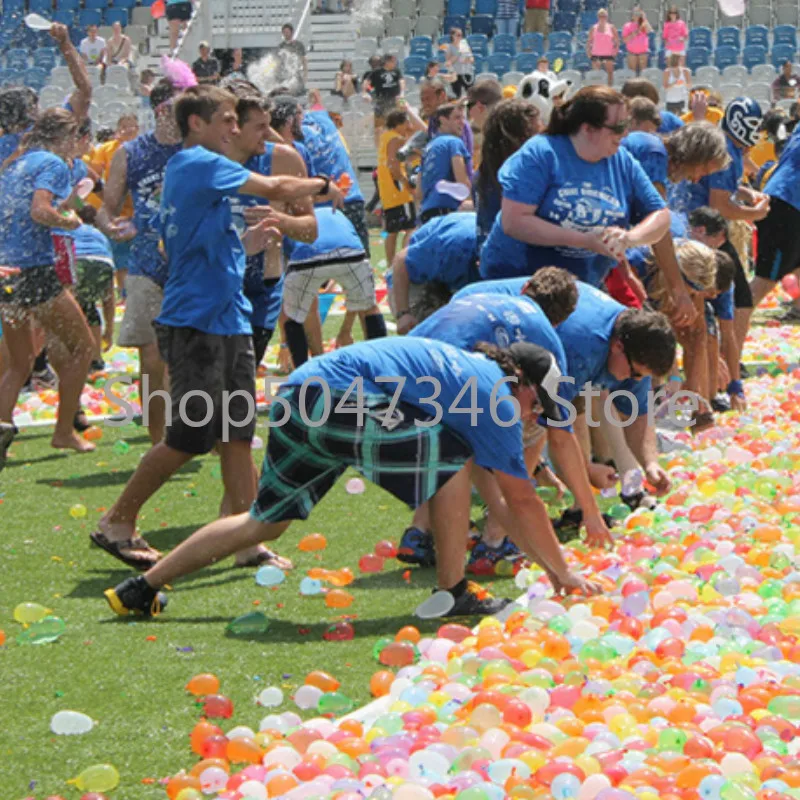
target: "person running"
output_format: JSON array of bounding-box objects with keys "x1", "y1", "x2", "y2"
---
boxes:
[
  {"x1": 104, "y1": 336, "x2": 601, "y2": 620},
  {"x1": 0, "y1": 109, "x2": 96, "y2": 468},
  {"x1": 91, "y1": 85, "x2": 344, "y2": 571}
]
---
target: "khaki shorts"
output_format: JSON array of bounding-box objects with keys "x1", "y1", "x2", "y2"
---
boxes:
[
  {"x1": 523, "y1": 418, "x2": 546, "y2": 449},
  {"x1": 118, "y1": 274, "x2": 163, "y2": 347}
]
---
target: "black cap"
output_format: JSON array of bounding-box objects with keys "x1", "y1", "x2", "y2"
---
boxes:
[{"x1": 508, "y1": 341, "x2": 563, "y2": 422}]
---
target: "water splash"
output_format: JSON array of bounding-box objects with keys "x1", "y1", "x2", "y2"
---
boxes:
[
  {"x1": 247, "y1": 50, "x2": 303, "y2": 96},
  {"x1": 352, "y1": 0, "x2": 389, "y2": 26}
]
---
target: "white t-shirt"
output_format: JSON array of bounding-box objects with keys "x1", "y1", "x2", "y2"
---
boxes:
[{"x1": 80, "y1": 37, "x2": 106, "y2": 65}]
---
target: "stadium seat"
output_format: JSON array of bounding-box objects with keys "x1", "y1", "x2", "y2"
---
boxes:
[
  {"x1": 419, "y1": 0, "x2": 444, "y2": 16},
  {"x1": 560, "y1": 68, "x2": 581, "y2": 88},
  {"x1": 641, "y1": 66, "x2": 662, "y2": 84},
  {"x1": 442, "y1": 15, "x2": 466, "y2": 33},
  {"x1": 403, "y1": 55, "x2": 427, "y2": 79},
  {"x1": 503, "y1": 70, "x2": 523, "y2": 86},
  {"x1": 579, "y1": 10, "x2": 596, "y2": 30},
  {"x1": 78, "y1": 9, "x2": 103, "y2": 27},
  {"x1": 716, "y1": 27, "x2": 741, "y2": 51},
  {"x1": 584, "y1": 0, "x2": 604, "y2": 9},
  {"x1": 721, "y1": 64, "x2": 748, "y2": 82},
  {"x1": 571, "y1": 51, "x2": 591, "y2": 72},
  {"x1": 50, "y1": 65, "x2": 73, "y2": 87},
  {"x1": 5, "y1": 48, "x2": 28, "y2": 70},
  {"x1": 719, "y1": 82, "x2": 742, "y2": 104},
  {"x1": 548, "y1": 31, "x2": 573, "y2": 54},
  {"x1": 743, "y1": 45, "x2": 767, "y2": 70},
  {"x1": 104, "y1": 8, "x2": 129, "y2": 26},
  {"x1": 28, "y1": 0, "x2": 52, "y2": 13},
  {"x1": 392, "y1": 0, "x2": 415, "y2": 16},
  {"x1": 24, "y1": 66, "x2": 47, "y2": 89},
  {"x1": 745, "y1": 25, "x2": 769, "y2": 49},
  {"x1": 111, "y1": 0, "x2": 137, "y2": 8},
  {"x1": 772, "y1": 44, "x2": 797, "y2": 68},
  {"x1": 105, "y1": 64, "x2": 131, "y2": 88},
  {"x1": 694, "y1": 65, "x2": 721, "y2": 88},
  {"x1": 715, "y1": 45, "x2": 739, "y2": 71},
  {"x1": 2, "y1": 0, "x2": 24, "y2": 11},
  {"x1": 0, "y1": 68, "x2": 22, "y2": 86},
  {"x1": 609, "y1": 9, "x2": 628, "y2": 28},
  {"x1": 486, "y1": 52, "x2": 512, "y2": 77},
  {"x1": 466, "y1": 34, "x2": 488, "y2": 59},
  {"x1": 775, "y1": 5, "x2": 799, "y2": 27},
  {"x1": 689, "y1": 27, "x2": 712, "y2": 51},
  {"x1": 469, "y1": 15, "x2": 494, "y2": 36},
  {"x1": 773, "y1": 26, "x2": 797, "y2": 49},
  {"x1": 515, "y1": 52, "x2": 540, "y2": 72},
  {"x1": 39, "y1": 84, "x2": 66, "y2": 109},
  {"x1": 472, "y1": 55, "x2": 485, "y2": 73},
  {"x1": 612, "y1": 67, "x2": 634, "y2": 86},
  {"x1": 519, "y1": 32, "x2": 544, "y2": 53},
  {"x1": 382, "y1": 35, "x2": 406, "y2": 57},
  {"x1": 84, "y1": 0, "x2": 107, "y2": 8},
  {"x1": 474, "y1": 0, "x2": 498, "y2": 16},
  {"x1": 583, "y1": 69, "x2": 606, "y2": 86},
  {"x1": 446, "y1": 0, "x2": 470, "y2": 17},
  {"x1": 409, "y1": 36, "x2": 433, "y2": 59},
  {"x1": 32, "y1": 47, "x2": 58, "y2": 70},
  {"x1": 553, "y1": 11, "x2": 576, "y2": 32},
  {"x1": 493, "y1": 33, "x2": 516, "y2": 56},
  {"x1": 436, "y1": 48, "x2": 446, "y2": 64},
  {"x1": 747, "y1": 5, "x2": 771, "y2": 27},
  {"x1": 52, "y1": 10, "x2": 76, "y2": 28},
  {"x1": 751, "y1": 63, "x2": 776, "y2": 82},
  {"x1": 691, "y1": 8, "x2": 716, "y2": 30},
  {"x1": 386, "y1": 17, "x2": 412, "y2": 39},
  {"x1": 686, "y1": 47, "x2": 711, "y2": 71},
  {"x1": 745, "y1": 82, "x2": 771, "y2": 104},
  {"x1": 438, "y1": 34, "x2": 449, "y2": 47}
]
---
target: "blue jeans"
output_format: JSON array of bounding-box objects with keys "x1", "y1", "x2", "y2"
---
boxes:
[{"x1": 495, "y1": 16, "x2": 518, "y2": 36}]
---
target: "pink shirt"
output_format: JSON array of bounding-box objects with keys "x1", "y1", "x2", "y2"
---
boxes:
[
  {"x1": 663, "y1": 19, "x2": 688, "y2": 52},
  {"x1": 591, "y1": 25, "x2": 617, "y2": 57},
  {"x1": 622, "y1": 21, "x2": 649, "y2": 54}
]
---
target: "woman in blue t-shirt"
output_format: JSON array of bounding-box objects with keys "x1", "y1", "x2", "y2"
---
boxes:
[
  {"x1": 418, "y1": 103, "x2": 473, "y2": 224},
  {"x1": 481, "y1": 86, "x2": 670, "y2": 289},
  {"x1": 0, "y1": 108, "x2": 97, "y2": 468}
]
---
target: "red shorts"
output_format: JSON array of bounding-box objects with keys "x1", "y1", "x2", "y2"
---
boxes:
[
  {"x1": 52, "y1": 234, "x2": 76, "y2": 286},
  {"x1": 606, "y1": 264, "x2": 642, "y2": 308}
]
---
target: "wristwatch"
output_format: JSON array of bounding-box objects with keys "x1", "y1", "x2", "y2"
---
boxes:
[{"x1": 314, "y1": 174, "x2": 330, "y2": 195}]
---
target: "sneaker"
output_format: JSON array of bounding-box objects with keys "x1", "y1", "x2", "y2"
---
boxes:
[
  {"x1": 442, "y1": 581, "x2": 513, "y2": 618},
  {"x1": 711, "y1": 394, "x2": 731, "y2": 413},
  {"x1": 467, "y1": 537, "x2": 522, "y2": 574},
  {"x1": 778, "y1": 305, "x2": 800, "y2": 323},
  {"x1": 104, "y1": 575, "x2": 168, "y2": 618},
  {"x1": 0, "y1": 422, "x2": 16, "y2": 473},
  {"x1": 90, "y1": 358, "x2": 106, "y2": 374},
  {"x1": 31, "y1": 366, "x2": 57, "y2": 390},
  {"x1": 397, "y1": 526, "x2": 436, "y2": 567},
  {"x1": 621, "y1": 491, "x2": 657, "y2": 512},
  {"x1": 554, "y1": 508, "x2": 616, "y2": 544}
]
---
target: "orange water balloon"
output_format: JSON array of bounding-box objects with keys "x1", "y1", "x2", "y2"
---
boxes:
[
  {"x1": 185, "y1": 673, "x2": 220, "y2": 697},
  {"x1": 370, "y1": 670, "x2": 394, "y2": 697},
  {"x1": 305, "y1": 671, "x2": 340, "y2": 692},
  {"x1": 324, "y1": 589, "x2": 354, "y2": 609},
  {"x1": 298, "y1": 533, "x2": 327, "y2": 551}
]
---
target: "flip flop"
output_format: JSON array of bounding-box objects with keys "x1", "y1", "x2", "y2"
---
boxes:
[
  {"x1": 235, "y1": 548, "x2": 294, "y2": 571},
  {"x1": 90, "y1": 530, "x2": 161, "y2": 571}
]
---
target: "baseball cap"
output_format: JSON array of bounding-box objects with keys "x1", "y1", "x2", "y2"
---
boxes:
[{"x1": 508, "y1": 342, "x2": 563, "y2": 422}]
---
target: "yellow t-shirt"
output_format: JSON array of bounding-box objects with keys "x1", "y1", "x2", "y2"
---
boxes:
[
  {"x1": 377, "y1": 129, "x2": 413, "y2": 211},
  {"x1": 680, "y1": 106, "x2": 724, "y2": 125},
  {"x1": 84, "y1": 139, "x2": 134, "y2": 217},
  {"x1": 748, "y1": 132, "x2": 776, "y2": 170}
]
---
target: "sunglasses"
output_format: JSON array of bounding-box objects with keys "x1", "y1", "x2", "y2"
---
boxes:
[
  {"x1": 603, "y1": 121, "x2": 630, "y2": 135},
  {"x1": 625, "y1": 350, "x2": 644, "y2": 381}
]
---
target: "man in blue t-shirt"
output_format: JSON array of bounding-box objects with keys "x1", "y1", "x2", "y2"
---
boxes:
[
  {"x1": 105, "y1": 337, "x2": 600, "y2": 620},
  {"x1": 94, "y1": 85, "x2": 344, "y2": 574},
  {"x1": 389, "y1": 211, "x2": 480, "y2": 334}
]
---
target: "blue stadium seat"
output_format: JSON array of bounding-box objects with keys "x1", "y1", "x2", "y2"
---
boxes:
[
  {"x1": 0, "y1": 31, "x2": 14, "y2": 51},
  {"x1": 474, "y1": 0, "x2": 497, "y2": 16},
  {"x1": 548, "y1": 31, "x2": 572, "y2": 54},
  {"x1": 403, "y1": 55, "x2": 427, "y2": 79},
  {"x1": 69, "y1": 26, "x2": 82, "y2": 46},
  {"x1": 446, "y1": 0, "x2": 470, "y2": 17},
  {"x1": 32, "y1": 47, "x2": 58, "y2": 69},
  {"x1": 515, "y1": 52, "x2": 540, "y2": 72},
  {"x1": 24, "y1": 66, "x2": 47, "y2": 89},
  {"x1": 773, "y1": 26, "x2": 797, "y2": 49},
  {"x1": 442, "y1": 14, "x2": 466, "y2": 33},
  {"x1": 742, "y1": 45, "x2": 767, "y2": 70},
  {"x1": 492, "y1": 33, "x2": 516, "y2": 56},
  {"x1": 656, "y1": 49, "x2": 667, "y2": 69},
  {"x1": 553, "y1": 11, "x2": 576, "y2": 32},
  {"x1": 104, "y1": 8, "x2": 129, "y2": 25},
  {"x1": 472, "y1": 55, "x2": 484, "y2": 73},
  {"x1": 438, "y1": 35, "x2": 449, "y2": 46},
  {"x1": 56, "y1": 0, "x2": 80, "y2": 9},
  {"x1": 616, "y1": 50, "x2": 628, "y2": 70},
  {"x1": 52, "y1": 10, "x2": 75, "y2": 25},
  {"x1": 686, "y1": 46, "x2": 711, "y2": 71},
  {"x1": 772, "y1": 44, "x2": 797, "y2": 68},
  {"x1": 469, "y1": 15, "x2": 494, "y2": 36},
  {"x1": 716, "y1": 27, "x2": 741, "y2": 51},
  {"x1": 745, "y1": 25, "x2": 769, "y2": 49},
  {"x1": 84, "y1": 0, "x2": 108, "y2": 9},
  {"x1": 519, "y1": 32, "x2": 544, "y2": 53},
  {"x1": 486, "y1": 52, "x2": 512, "y2": 76},
  {"x1": 557, "y1": 0, "x2": 579, "y2": 11},
  {"x1": 2, "y1": 0, "x2": 25, "y2": 11},
  {"x1": 466, "y1": 33, "x2": 488, "y2": 58},
  {"x1": 110, "y1": 0, "x2": 137, "y2": 7},
  {"x1": 1, "y1": 68, "x2": 22, "y2": 85},
  {"x1": 28, "y1": 0, "x2": 53, "y2": 14},
  {"x1": 5, "y1": 48, "x2": 28, "y2": 70},
  {"x1": 689, "y1": 27, "x2": 712, "y2": 51},
  {"x1": 583, "y1": 0, "x2": 604, "y2": 9},
  {"x1": 579, "y1": 10, "x2": 596, "y2": 30},
  {"x1": 715, "y1": 45, "x2": 739, "y2": 70},
  {"x1": 571, "y1": 51, "x2": 591, "y2": 71},
  {"x1": 409, "y1": 36, "x2": 433, "y2": 58},
  {"x1": 78, "y1": 9, "x2": 103, "y2": 27}
]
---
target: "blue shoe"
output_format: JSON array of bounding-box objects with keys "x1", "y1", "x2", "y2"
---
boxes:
[
  {"x1": 397, "y1": 526, "x2": 436, "y2": 567},
  {"x1": 467, "y1": 537, "x2": 522, "y2": 574}
]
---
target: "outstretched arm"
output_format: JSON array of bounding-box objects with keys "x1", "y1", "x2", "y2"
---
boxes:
[{"x1": 50, "y1": 24, "x2": 92, "y2": 121}]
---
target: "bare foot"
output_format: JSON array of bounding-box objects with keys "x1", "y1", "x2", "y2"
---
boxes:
[
  {"x1": 52, "y1": 432, "x2": 97, "y2": 452},
  {"x1": 95, "y1": 516, "x2": 138, "y2": 543},
  {"x1": 234, "y1": 544, "x2": 294, "y2": 570}
]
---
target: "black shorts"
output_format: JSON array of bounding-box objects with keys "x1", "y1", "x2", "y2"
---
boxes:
[
  {"x1": 343, "y1": 201, "x2": 370, "y2": 257},
  {"x1": 0, "y1": 265, "x2": 63, "y2": 309},
  {"x1": 251, "y1": 384, "x2": 472, "y2": 523},
  {"x1": 166, "y1": 1, "x2": 192, "y2": 20},
  {"x1": 155, "y1": 324, "x2": 257, "y2": 455},
  {"x1": 252, "y1": 325, "x2": 274, "y2": 366},
  {"x1": 383, "y1": 202, "x2": 416, "y2": 234},
  {"x1": 704, "y1": 301, "x2": 719, "y2": 339},
  {"x1": 420, "y1": 207, "x2": 453, "y2": 225},
  {"x1": 732, "y1": 256, "x2": 752, "y2": 309},
  {"x1": 754, "y1": 197, "x2": 800, "y2": 283},
  {"x1": 75, "y1": 258, "x2": 113, "y2": 327}
]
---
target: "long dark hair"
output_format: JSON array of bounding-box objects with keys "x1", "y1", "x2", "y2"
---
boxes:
[
  {"x1": 473, "y1": 342, "x2": 527, "y2": 383},
  {"x1": 477, "y1": 99, "x2": 540, "y2": 206},
  {"x1": 1, "y1": 107, "x2": 77, "y2": 172},
  {"x1": 547, "y1": 85, "x2": 626, "y2": 136}
]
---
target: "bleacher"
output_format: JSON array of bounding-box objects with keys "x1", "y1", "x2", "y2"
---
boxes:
[{"x1": 347, "y1": 0, "x2": 800, "y2": 106}]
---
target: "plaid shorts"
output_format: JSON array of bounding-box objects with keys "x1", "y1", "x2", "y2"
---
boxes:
[
  {"x1": 343, "y1": 201, "x2": 370, "y2": 257},
  {"x1": 251, "y1": 384, "x2": 473, "y2": 524}
]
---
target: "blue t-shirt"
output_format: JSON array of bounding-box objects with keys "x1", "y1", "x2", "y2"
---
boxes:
[
  {"x1": 0, "y1": 149, "x2": 71, "y2": 269},
  {"x1": 556, "y1": 283, "x2": 652, "y2": 416},
  {"x1": 0, "y1": 132, "x2": 21, "y2": 164},
  {"x1": 73, "y1": 224, "x2": 114, "y2": 261},
  {"x1": 53, "y1": 159, "x2": 90, "y2": 237},
  {"x1": 287, "y1": 337, "x2": 528, "y2": 479},
  {"x1": 420, "y1": 134, "x2": 471, "y2": 214},
  {"x1": 287, "y1": 207, "x2": 364, "y2": 266},
  {"x1": 294, "y1": 140, "x2": 313, "y2": 176},
  {"x1": 481, "y1": 134, "x2": 665, "y2": 287},
  {"x1": 454, "y1": 276, "x2": 528, "y2": 301},
  {"x1": 620, "y1": 131, "x2": 668, "y2": 187},
  {"x1": 669, "y1": 135, "x2": 742, "y2": 215},
  {"x1": 474, "y1": 171, "x2": 502, "y2": 252},
  {"x1": 404, "y1": 211, "x2": 479, "y2": 289},
  {"x1": 709, "y1": 284, "x2": 734, "y2": 321},
  {"x1": 124, "y1": 132, "x2": 182, "y2": 286},
  {"x1": 764, "y1": 126, "x2": 800, "y2": 213},
  {"x1": 301, "y1": 111, "x2": 363, "y2": 205},
  {"x1": 658, "y1": 111, "x2": 684, "y2": 134},
  {"x1": 156, "y1": 146, "x2": 253, "y2": 335},
  {"x1": 411, "y1": 293, "x2": 572, "y2": 427}
]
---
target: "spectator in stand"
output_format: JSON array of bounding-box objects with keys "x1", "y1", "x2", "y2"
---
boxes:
[
  {"x1": 525, "y1": 0, "x2": 550, "y2": 36},
  {"x1": 192, "y1": 42, "x2": 220, "y2": 85},
  {"x1": 138, "y1": 68, "x2": 156, "y2": 99},
  {"x1": 586, "y1": 9, "x2": 619, "y2": 86},
  {"x1": 425, "y1": 61, "x2": 440, "y2": 80},
  {"x1": 495, "y1": 0, "x2": 520, "y2": 37},
  {"x1": 662, "y1": 5, "x2": 688, "y2": 67},
  {"x1": 106, "y1": 22, "x2": 133, "y2": 69},
  {"x1": 444, "y1": 28, "x2": 474, "y2": 99},
  {"x1": 79, "y1": 25, "x2": 106, "y2": 67},
  {"x1": 277, "y1": 23, "x2": 308, "y2": 95},
  {"x1": 773, "y1": 61, "x2": 800, "y2": 103},
  {"x1": 664, "y1": 53, "x2": 691, "y2": 114},
  {"x1": 682, "y1": 89, "x2": 724, "y2": 125},
  {"x1": 333, "y1": 59, "x2": 358, "y2": 100},
  {"x1": 223, "y1": 48, "x2": 246, "y2": 81},
  {"x1": 622, "y1": 7, "x2": 651, "y2": 75},
  {"x1": 536, "y1": 56, "x2": 557, "y2": 82},
  {"x1": 369, "y1": 54, "x2": 404, "y2": 145},
  {"x1": 166, "y1": 0, "x2": 193, "y2": 52}
]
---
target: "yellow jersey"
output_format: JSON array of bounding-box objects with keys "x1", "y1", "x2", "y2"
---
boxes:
[
  {"x1": 680, "y1": 106, "x2": 724, "y2": 125},
  {"x1": 84, "y1": 138, "x2": 134, "y2": 217},
  {"x1": 748, "y1": 132, "x2": 776, "y2": 170},
  {"x1": 377, "y1": 129, "x2": 413, "y2": 211}
]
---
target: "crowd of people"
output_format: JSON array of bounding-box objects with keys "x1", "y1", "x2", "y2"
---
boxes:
[{"x1": 1, "y1": 13, "x2": 799, "y2": 622}]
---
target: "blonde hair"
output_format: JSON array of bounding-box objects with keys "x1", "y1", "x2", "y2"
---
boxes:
[
  {"x1": 644, "y1": 239, "x2": 718, "y2": 315},
  {"x1": 664, "y1": 121, "x2": 730, "y2": 176},
  {"x1": 728, "y1": 220, "x2": 752, "y2": 270}
]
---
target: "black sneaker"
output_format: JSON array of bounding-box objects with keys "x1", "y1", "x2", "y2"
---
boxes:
[
  {"x1": 104, "y1": 576, "x2": 168, "y2": 618},
  {"x1": 0, "y1": 422, "x2": 16, "y2": 473},
  {"x1": 554, "y1": 508, "x2": 617, "y2": 543},
  {"x1": 711, "y1": 394, "x2": 731, "y2": 413},
  {"x1": 621, "y1": 491, "x2": 657, "y2": 512},
  {"x1": 397, "y1": 526, "x2": 436, "y2": 567},
  {"x1": 31, "y1": 366, "x2": 57, "y2": 390},
  {"x1": 90, "y1": 358, "x2": 106, "y2": 373},
  {"x1": 442, "y1": 581, "x2": 513, "y2": 618}
]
